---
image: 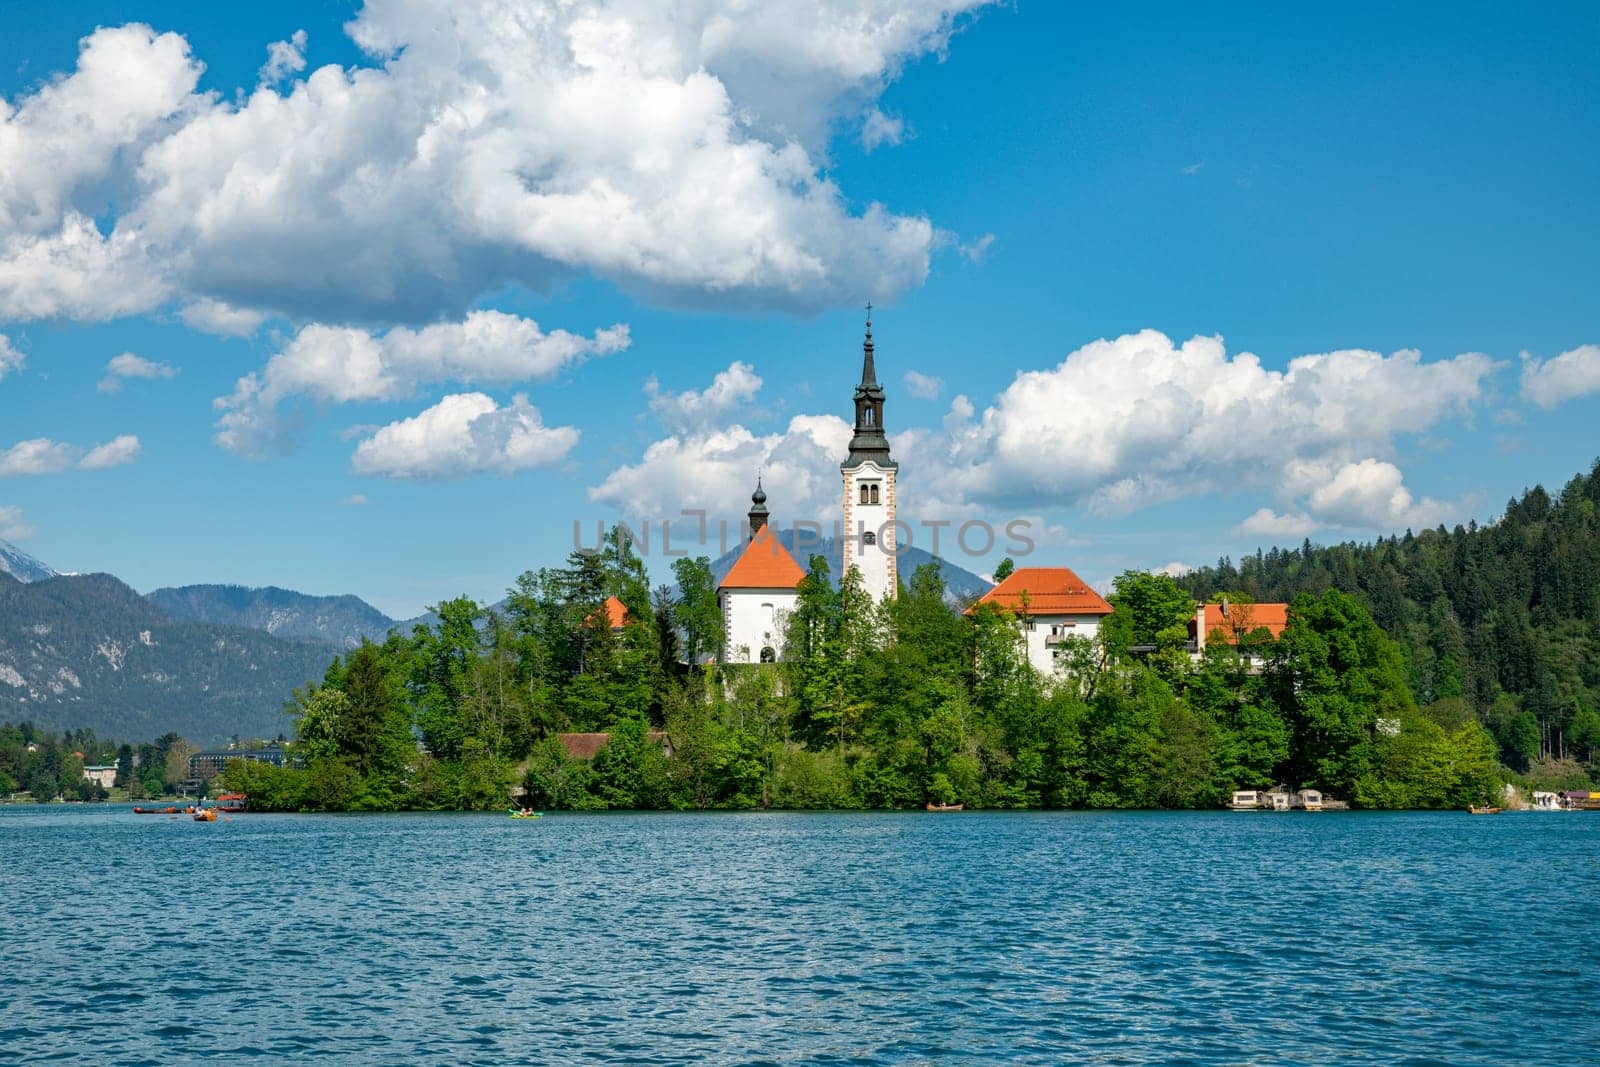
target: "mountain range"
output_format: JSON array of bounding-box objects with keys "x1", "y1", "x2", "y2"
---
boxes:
[
  {"x1": 0, "y1": 569, "x2": 332, "y2": 745},
  {"x1": 0, "y1": 536, "x2": 993, "y2": 745}
]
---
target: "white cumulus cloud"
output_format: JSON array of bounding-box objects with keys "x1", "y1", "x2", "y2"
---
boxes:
[
  {"x1": 0, "y1": 504, "x2": 32, "y2": 540},
  {"x1": 0, "y1": 439, "x2": 79, "y2": 476},
  {"x1": 1233, "y1": 507, "x2": 1317, "y2": 540},
  {"x1": 351, "y1": 393, "x2": 579, "y2": 479},
  {"x1": 260, "y1": 30, "x2": 308, "y2": 85},
  {"x1": 590, "y1": 414, "x2": 852, "y2": 525},
  {"x1": 1, "y1": 3, "x2": 994, "y2": 325},
  {"x1": 78, "y1": 434, "x2": 142, "y2": 470},
  {"x1": 646, "y1": 361, "x2": 764, "y2": 433},
  {"x1": 215, "y1": 310, "x2": 627, "y2": 456},
  {"x1": 99, "y1": 352, "x2": 177, "y2": 392},
  {"x1": 1520, "y1": 344, "x2": 1600, "y2": 409},
  {"x1": 903, "y1": 369, "x2": 943, "y2": 399},
  {"x1": 179, "y1": 298, "x2": 266, "y2": 338},
  {"x1": 594, "y1": 328, "x2": 1492, "y2": 539},
  {"x1": 1, "y1": 434, "x2": 140, "y2": 475},
  {"x1": 0, "y1": 335, "x2": 22, "y2": 381},
  {"x1": 919, "y1": 330, "x2": 1492, "y2": 520},
  {"x1": 1302, "y1": 458, "x2": 1452, "y2": 530}
]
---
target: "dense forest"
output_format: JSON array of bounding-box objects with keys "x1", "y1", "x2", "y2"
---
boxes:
[
  {"x1": 218, "y1": 516, "x2": 1520, "y2": 813},
  {"x1": 1177, "y1": 459, "x2": 1600, "y2": 790}
]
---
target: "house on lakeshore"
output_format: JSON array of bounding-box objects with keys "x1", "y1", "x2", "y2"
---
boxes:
[
  {"x1": 82, "y1": 761, "x2": 118, "y2": 789},
  {"x1": 718, "y1": 482, "x2": 806, "y2": 665},
  {"x1": 967, "y1": 567, "x2": 1115, "y2": 675}
]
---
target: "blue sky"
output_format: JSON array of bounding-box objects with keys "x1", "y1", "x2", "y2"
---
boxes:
[{"x1": 1, "y1": 1, "x2": 1597, "y2": 617}]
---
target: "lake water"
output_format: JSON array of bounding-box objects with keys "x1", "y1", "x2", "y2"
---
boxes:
[{"x1": 2, "y1": 807, "x2": 1596, "y2": 1064}]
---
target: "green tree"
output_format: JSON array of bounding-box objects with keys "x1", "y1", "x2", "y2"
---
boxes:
[
  {"x1": 671, "y1": 556, "x2": 723, "y2": 665},
  {"x1": 1270, "y1": 590, "x2": 1417, "y2": 797}
]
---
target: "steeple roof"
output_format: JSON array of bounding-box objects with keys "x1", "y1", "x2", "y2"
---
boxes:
[
  {"x1": 719, "y1": 525, "x2": 806, "y2": 590},
  {"x1": 747, "y1": 476, "x2": 769, "y2": 535},
  {"x1": 843, "y1": 308, "x2": 895, "y2": 469}
]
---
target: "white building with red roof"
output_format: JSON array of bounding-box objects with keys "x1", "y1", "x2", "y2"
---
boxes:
[
  {"x1": 1189, "y1": 599, "x2": 1291, "y2": 669},
  {"x1": 968, "y1": 566, "x2": 1115, "y2": 675},
  {"x1": 718, "y1": 481, "x2": 807, "y2": 664}
]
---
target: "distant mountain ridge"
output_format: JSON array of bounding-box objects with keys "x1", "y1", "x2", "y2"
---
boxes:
[
  {"x1": 148, "y1": 584, "x2": 399, "y2": 650},
  {"x1": 0, "y1": 571, "x2": 332, "y2": 745},
  {"x1": 0, "y1": 539, "x2": 57, "y2": 583}
]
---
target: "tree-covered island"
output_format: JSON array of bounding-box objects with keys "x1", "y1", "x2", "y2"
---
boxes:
[{"x1": 210, "y1": 463, "x2": 1600, "y2": 813}]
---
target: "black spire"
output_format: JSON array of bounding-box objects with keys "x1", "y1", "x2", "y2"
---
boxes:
[
  {"x1": 843, "y1": 305, "x2": 895, "y2": 469},
  {"x1": 748, "y1": 475, "x2": 769, "y2": 540}
]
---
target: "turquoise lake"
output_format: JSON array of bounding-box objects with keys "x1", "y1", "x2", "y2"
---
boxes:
[{"x1": 2, "y1": 807, "x2": 1596, "y2": 1064}]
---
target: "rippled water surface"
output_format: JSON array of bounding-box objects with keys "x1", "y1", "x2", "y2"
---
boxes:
[{"x1": 3, "y1": 807, "x2": 1597, "y2": 1064}]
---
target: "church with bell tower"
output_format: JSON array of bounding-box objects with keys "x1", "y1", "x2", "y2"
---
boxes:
[
  {"x1": 840, "y1": 308, "x2": 898, "y2": 603},
  {"x1": 715, "y1": 311, "x2": 899, "y2": 665}
]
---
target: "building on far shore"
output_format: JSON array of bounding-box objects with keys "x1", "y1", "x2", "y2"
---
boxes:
[
  {"x1": 554, "y1": 731, "x2": 673, "y2": 761},
  {"x1": 82, "y1": 761, "x2": 118, "y2": 789},
  {"x1": 967, "y1": 567, "x2": 1115, "y2": 675},
  {"x1": 188, "y1": 745, "x2": 288, "y2": 780}
]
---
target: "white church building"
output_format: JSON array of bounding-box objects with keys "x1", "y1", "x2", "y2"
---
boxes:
[
  {"x1": 719, "y1": 315, "x2": 900, "y2": 664},
  {"x1": 717, "y1": 482, "x2": 806, "y2": 664},
  {"x1": 718, "y1": 316, "x2": 1118, "y2": 677}
]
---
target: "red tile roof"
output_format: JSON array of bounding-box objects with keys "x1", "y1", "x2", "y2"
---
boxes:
[
  {"x1": 718, "y1": 525, "x2": 806, "y2": 590},
  {"x1": 602, "y1": 595, "x2": 629, "y2": 630},
  {"x1": 555, "y1": 730, "x2": 669, "y2": 761},
  {"x1": 555, "y1": 732, "x2": 611, "y2": 760},
  {"x1": 968, "y1": 567, "x2": 1113, "y2": 616},
  {"x1": 1199, "y1": 602, "x2": 1290, "y2": 642}
]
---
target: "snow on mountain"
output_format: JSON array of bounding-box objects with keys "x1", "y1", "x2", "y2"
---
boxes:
[{"x1": 0, "y1": 539, "x2": 57, "y2": 583}]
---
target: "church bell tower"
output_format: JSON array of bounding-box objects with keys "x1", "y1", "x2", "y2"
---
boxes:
[{"x1": 840, "y1": 308, "x2": 897, "y2": 602}]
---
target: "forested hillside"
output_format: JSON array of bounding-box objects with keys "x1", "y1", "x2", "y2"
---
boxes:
[
  {"x1": 0, "y1": 572, "x2": 334, "y2": 744},
  {"x1": 1177, "y1": 459, "x2": 1600, "y2": 775}
]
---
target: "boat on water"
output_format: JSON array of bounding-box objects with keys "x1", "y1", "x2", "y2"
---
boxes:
[
  {"x1": 193, "y1": 807, "x2": 219, "y2": 822},
  {"x1": 1468, "y1": 805, "x2": 1502, "y2": 815},
  {"x1": 133, "y1": 805, "x2": 195, "y2": 815},
  {"x1": 507, "y1": 809, "x2": 542, "y2": 819},
  {"x1": 1229, "y1": 790, "x2": 1264, "y2": 811},
  {"x1": 212, "y1": 793, "x2": 248, "y2": 815},
  {"x1": 925, "y1": 802, "x2": 963, "y2": 812}
]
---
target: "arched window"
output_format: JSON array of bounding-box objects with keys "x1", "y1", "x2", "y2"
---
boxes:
[
  {"x1": 760, "y1": 646, "x2": 776, "y2": 663},
  {"x1": 862, "y1": 530, "x2": 877, "y2": 545},
  {"x1": 865, "y1": 408, "x2": 874, "y2": 426},
  {"x1": 860, "y1": 483, "x2": 871, "y2": 504},
  {"x1": 869, "y1": 484, "x2": 880, "y2": 504}
]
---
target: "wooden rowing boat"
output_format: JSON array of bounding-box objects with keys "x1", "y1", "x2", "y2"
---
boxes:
[
  {"x1": 1467, "y1": 805, "x2": 1502, "y2": 815},
  {"x1": 925, "y1": 802, "x2": 964, "y2": 812}
]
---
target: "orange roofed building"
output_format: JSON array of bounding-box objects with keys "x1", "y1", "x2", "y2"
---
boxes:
[
  {"x1": 718, "y1": 480, "x2": 806, "y2": 664},
  {"x1": 1190, "y1": 600, "x2": 1290, "y2": 667},
  {"x1": 601, "y1": 595, "x2": 629, "y2": 632},
  {"x1": 969, "y1": 566, "x2": 1114, "y2": 675}
]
